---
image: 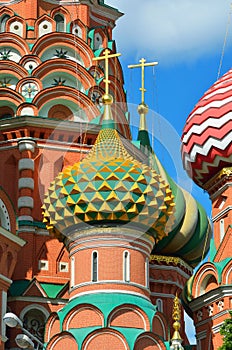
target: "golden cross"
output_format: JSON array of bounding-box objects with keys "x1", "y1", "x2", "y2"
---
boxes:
[
  {"x1": 128, "y1": 58, "x2": 158, "y2": 104},
  {"x1": 93, "y1": 49, "x2": 121, "y2": 95}
]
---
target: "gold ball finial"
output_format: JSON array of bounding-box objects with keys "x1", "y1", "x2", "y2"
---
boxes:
[
  {"x1": 137, "y1": 102, "x2": 149, "y2": 116},
  {"x1": 102, "y1": 93, "x2": 113, "y2": 105}
]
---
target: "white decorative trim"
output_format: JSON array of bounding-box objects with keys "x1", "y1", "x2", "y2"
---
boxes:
[
  {"x1": 0, "y1": 226, "x2": 25, "y2": 247},
  {"x1": 69, "y1": 289, "x2": 150, "y2": 302},
  {"x1": 150, "y1": 278, "x2": 184, "y2": 289},
  {"x1": 7, "y1": 296, "x2": 67, "y2": 304},
  {"x1": 70, "y1": 280, "x2": 150, "y2": 294},
  {"x1": 70, "y1": 243, "x2": 150, "y2": 258},
  {"x1": 18, "y1": 178, "x2": 34, "y2": 190},
  {"x1": 18, "y1": 196, "x2": 34, "y2": 209},
  {"x1": 0, "y1": 199, "x2": 11, "y2": 231},
  {"x1": 18, "y1": 215, "x2": 33, "y2": 222},
  {"x1": 150, "y1": 264, "x2": 191, "y2": 280},
  {"x1": 18, "y1": 139, "x2": 36, "y2": 153},
  {"x1": 1, "y1": 291, "x2": 7, "y2": 340},
  {"x1": 18, "y1": 158, "x2": 34, "y2": 171},
  {"x1": 0, "y1": 274, "x2": 12, "y2": 285},
  {"x1": 150, "y1": 292, "x2": 176, "y2": 298},
  {"x1": 212, "y1": 206, "x2": 232, "y2": 222},
  {"x1": 20, "y1": 304, "x2": 50, "y2": 320}
]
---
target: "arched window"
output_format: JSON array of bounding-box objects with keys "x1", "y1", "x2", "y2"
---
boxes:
[
  {"x1": 0, "y1": 106, "x2": 14, "y2": 120},
  {"x1": 54, "y1": 14, "x2": 64, "y2": 32},
  {"x1": 0, "y1": 15, "x2": 10, "y2": 32},
  {"x1": 123, "y1": 251, "x2": 130, "y2": 282},
  {"x1": 156, "y1": 299, "x2": 163, "y2": 313},
  {"x1": 22, "y1": 308, "x2": 48, "y2": 343},
  {"x1": 92, "y1": 251, "x2": 98, "y2": 282}
]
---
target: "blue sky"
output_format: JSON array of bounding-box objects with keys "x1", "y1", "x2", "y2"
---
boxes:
[
  {"x1": 106, "y1": 0, "x2": 232, "y2": 214},
  {"x1": 105, "y1": 0, "x2": 232, "y2": 343}
]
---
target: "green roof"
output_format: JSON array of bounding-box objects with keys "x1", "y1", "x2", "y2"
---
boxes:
[
  {"x1": 40, "y1": 283, "x2": 67, "y2": 298},
  {"x1": 9, "y1": 280, "x2": 31, "y2": 297},
  {"x1": 58, "y1": 293, "x2": 157, "y2": 327}
]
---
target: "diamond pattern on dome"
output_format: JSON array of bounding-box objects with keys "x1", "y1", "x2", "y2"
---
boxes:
[{"x1": 43, "y1": 127, "x2": 175, "y2": 241}]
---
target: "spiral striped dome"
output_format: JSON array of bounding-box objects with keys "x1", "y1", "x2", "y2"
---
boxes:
[{"x1": 181, "y1": 69, "x2": 232, "y2": 188}]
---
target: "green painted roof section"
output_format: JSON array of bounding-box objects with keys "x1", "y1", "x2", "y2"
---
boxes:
[
  {"x1": 18, "y1": 220, "x2": 46, "y2": 228},
  {"x1": 9, "y1": 280, "x2": 30, "y2": 296},
  {"x1": 40, "y1": 283, "x2": 66, "y2": 298},
  {"x1": 209, "y1": 238, "x2": 217, "y2": 261},
  {"x1": 112, "y1": 327, "x2": 146, "y2": 349},
  {"x1": 57, "y1": 293, "x2": 157, "y2": 327},
  {"x1": 173, "y1": 202, "x2": 209, "y2": 257},
  {"x1": 137, "y1": 130, "x2": 152, "y2": 152},
  {"x1": 66, "y1": 327, "x2": 99, "y2": 348}
]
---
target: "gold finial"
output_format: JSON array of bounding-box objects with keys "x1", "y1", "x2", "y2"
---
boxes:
[
  {"x1": 172, "y1": 294, "x2": 182, "y2": 341},
  {"x1": 128, "y1": 58, "x2": 158, "y2": 105},
  {"x1": 93, "y1": 49, "x2": 121, "y2": 103}
]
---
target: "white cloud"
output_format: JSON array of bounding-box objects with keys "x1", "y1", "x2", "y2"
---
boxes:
[{"x1": 106, "y1": 0, "x2": 232, "y2": 64}]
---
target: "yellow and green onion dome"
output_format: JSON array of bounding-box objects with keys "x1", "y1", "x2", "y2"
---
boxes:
[
  {"x1": 135, "y1": 111, "x2": 211, "y2": 268},
  {"x1": 42, "y1": 97, "x2": 175, "y2": 242}
]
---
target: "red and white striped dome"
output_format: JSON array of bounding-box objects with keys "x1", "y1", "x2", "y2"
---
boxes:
[{"x1": 181, "y1": 69, "x2": 232, "y2": 188}]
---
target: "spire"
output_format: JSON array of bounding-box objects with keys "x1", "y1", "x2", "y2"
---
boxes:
[
  {"x1": 170, "y1": 294, "x2": 184, "y2": 350},
  {"x1": 93, "y1": 49, "x2": 121, "y2": 129},
  {"x1": 128, "y1": 58, "x2": 158, "y2": 152}
]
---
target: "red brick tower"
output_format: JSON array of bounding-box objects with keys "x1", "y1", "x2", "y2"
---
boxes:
[
  {"x1": 182, "y1": 69, "x2": 232, "y2": 349},
  {"x1": 0, "y1": 0, "x2": 129, "y2": 348}
]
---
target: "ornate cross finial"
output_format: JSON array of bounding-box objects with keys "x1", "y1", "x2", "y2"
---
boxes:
[
  {"x1": 128, "y1": 58, "x2": 158, "y2": 104},
  {"x1": 93, "y1": 49, "x2": 121, "y2": 96},
  {"x1": 170, "y1": 294, "x2": 184, "y2": 350}
]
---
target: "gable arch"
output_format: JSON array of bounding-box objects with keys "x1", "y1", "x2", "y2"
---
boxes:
[
  {"x1": 0, "y1": 7, "x2": 14, "y2": 32},
  {"x1": 35, "y1": 14, "x2": 55, "y2": 38},
  {"x1": 0, "y1": 33, "x2": 29, "y2": 57},
  {"x1": 46, "y1": 331, "x2": 78, "y2": 350},
  {"x1": 32, "y1": 33, "x2": 93, "y2": 67},
  {"x1": 44, "y1": 312, "x2": 60, "y2": 343},
  {"x1": 134, "y1": 333, "x2": 166, "y2": 350},
  {"x1": 82, "y1": 328, "x2": 129, "y2": 350},
  {"x1": 108, "y1": 304, "x2": 149, "y2": 330},
  {"x1": 192, "y1": 263, "x2": 219, "y2": 297},
  {"x1": 63, "y1": 304, "x2": 103, "y2": 330},
  {"x1": 51, "y1": 6, "x2": 71, "y2": 25},
  {"x1": 70, "y1": 19, "x2": 86, "y2": 39},
  {"x1": 8, "y1": 16, "x2": 26, "y2": 38},
  {"x1": 152, "y1": 312, "x2": 168, "y2": 340},
  {"x1": 33, "y1": 87, "x2": 99, "y2": 122},
  {"x1": 222, "y1": 261, "x2": 232, "y2": 284}
]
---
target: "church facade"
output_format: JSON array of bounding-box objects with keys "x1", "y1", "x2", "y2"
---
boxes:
[{"x1": 0, "y1": 1, "x2": 231, "y2": 350}]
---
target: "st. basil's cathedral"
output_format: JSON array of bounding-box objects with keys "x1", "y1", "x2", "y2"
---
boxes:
[{"x1": 0, "y1": 1, "x2": 231, "y2": 350}]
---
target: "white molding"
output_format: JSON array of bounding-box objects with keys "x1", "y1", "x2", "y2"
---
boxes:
[
  {"x1": 20, "y1": 303, "x2": 50, "y2": 320},
  {"x1": 18, "y1": 178, "x2": 34, "y2": 190},
  {"x1": 70, "y1": 279, "x2": 150, "y2": 294},
  {"x1": 18, "y1": 196, "x2": 34, "y2": 209},
  {"x1": 18, "y1": 158, "x2": 34, "y2": 171},
  {"x1": 69, "y1": 289, "x2": 150, "y2": 302},
  {"x1": 0, "y1": 274, "x2": 12, "y2": 285},
  {"x1": 150, "y1": 264, "x2": 191, "y2": 280},
  {"x1": 212, "y1": 206, "x2": 232, "y2": 222},
  {"x1": 7, "y1": 296, "x2": 68, "y2": 304},
  {"x1": 0, "y1": 226, "x2": 25, "y2": 247}
]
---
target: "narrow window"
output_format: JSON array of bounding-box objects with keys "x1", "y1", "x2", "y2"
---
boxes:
[
  {"x1": 54, "y1": 14, "x2": 64, "y2": 32},
  {"x1": 1, "y1": 15, "x2": 10, "y2": 32},
  {"x1": 145, "y1": 257, "x2": 149, "y2": 288},
  {"x1": 220, "y1": 219, "x2": 225, "y2": 242},
  {"x1": 92, "y1": 251, "x2": 98, "y2": 282},
  {"x1": 70, "y1": 256, "x2": 75, "y2": 288},
  {"x1": 123, "y1": 251, "x2": 130, "y2": 282}
]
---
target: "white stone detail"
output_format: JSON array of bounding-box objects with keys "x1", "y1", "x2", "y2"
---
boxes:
[
  {"x1": 20, "y1": 107, "x2": 35, "y2": 116},
  {"x1": 18, "y1": 215, "x2": 33, "y2": 222},
  {"x1": 18, "y1": 178, "x2": 34, "y2": 190},
  {"x1": 218, "y1": 300, "x2": 224, "y2": 311},
  {"x1": 18, "y1": 196, "x2": 34, "y2": 209},
  {"x1": 39, "y1": 20, "x2": 52, "y2": 37},
  {"x1": 0, "y1": 199, "x2": 10, "y2": 231},
  {"x1": 18, "y1": 158, "x2": 34, "y2": 171},
  {"x1": 18, "y1": 139, "x2": 36, "y2": 153},
  {"x1": 197, "y1": 310, "x2": 203, "y2": 321},
  {"x1": 9, "y1": 20, "x2": 23, "y2": 37}
]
